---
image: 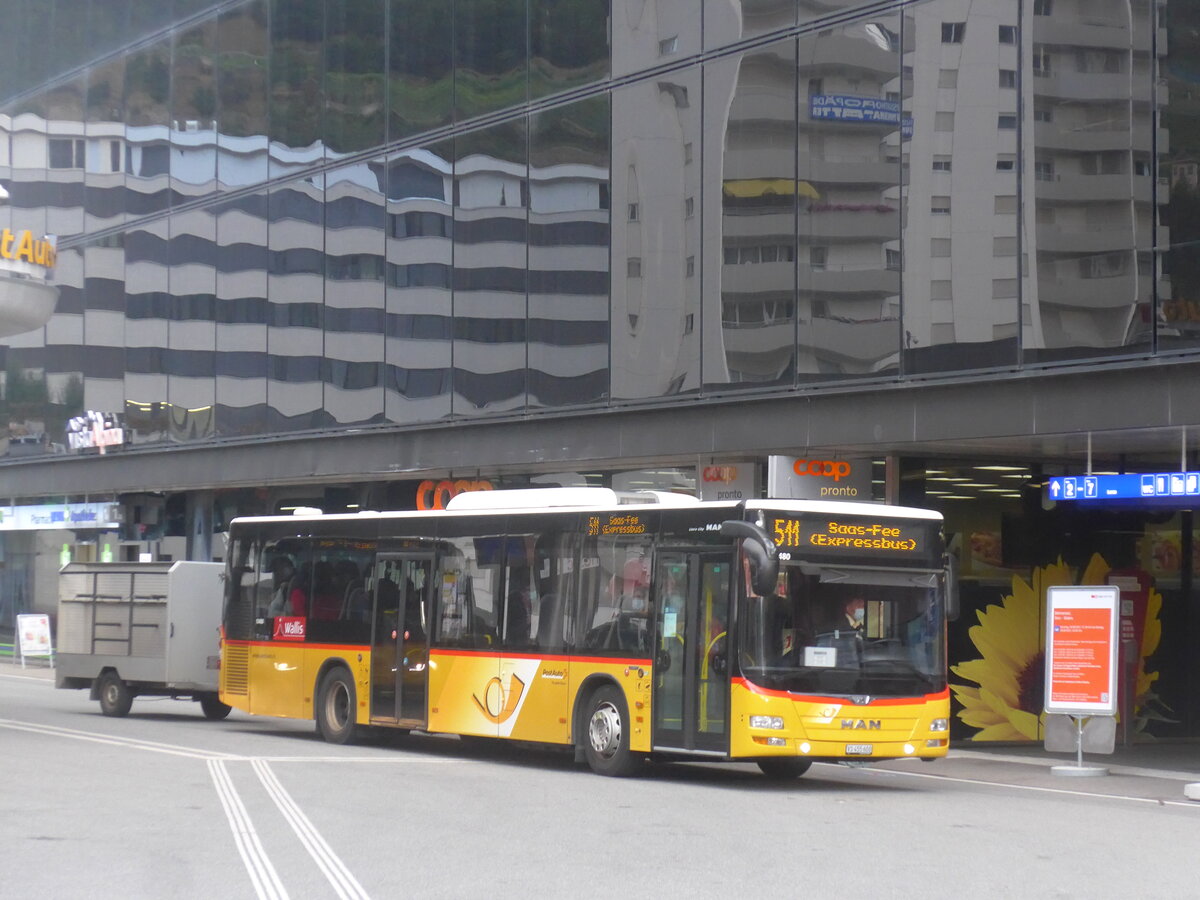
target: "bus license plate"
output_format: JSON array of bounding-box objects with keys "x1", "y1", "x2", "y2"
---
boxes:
[{"x1": 845, "y1": 744, "x2": 873, "y2": 755}]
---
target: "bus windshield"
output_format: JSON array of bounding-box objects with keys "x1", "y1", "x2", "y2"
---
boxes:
[{"x1": 738, "y1": 564, "x2": 945, "y2": 697}]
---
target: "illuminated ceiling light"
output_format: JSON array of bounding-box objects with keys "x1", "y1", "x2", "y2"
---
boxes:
[{"x1": 975, "y1": 465, "x2": 1027, "y2": 472}]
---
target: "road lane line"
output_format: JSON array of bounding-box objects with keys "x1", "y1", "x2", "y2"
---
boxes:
[
  {"x1": 0, "y1": 718, "x2": 242, "y2": 760},
  {"x1": 845, "y1": 764, "x2": 1200, "y2": 808},
  {"x1": 209, "y1": 760, "x2": 290, "y2": 900},
  {"x1": 252, "y1": 759, "x2": 371, "y2": 900}
]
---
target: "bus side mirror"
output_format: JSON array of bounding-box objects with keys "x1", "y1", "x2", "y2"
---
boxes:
[
  {"x1": 720, "y1": 520, "x2": 779, "y2": 597},
  {"x1": 944, "y1": 552, "x2": 960, "y2": 622}
]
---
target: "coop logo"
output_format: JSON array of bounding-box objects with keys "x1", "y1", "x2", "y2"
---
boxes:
[
  {"x1": 794, "y1": 458, "x2": 853, "y2": 482},
  {"x1": 703, "y1": 466, "x2": 740, "y2": 484},
  {"x1": 273, "y1": 616, "x2": 306, "y2": 641}
]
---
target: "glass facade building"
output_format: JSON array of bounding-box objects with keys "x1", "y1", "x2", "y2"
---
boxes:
[{"x1": 5, "y1": 0, "x2": 1200, "y2": 740}]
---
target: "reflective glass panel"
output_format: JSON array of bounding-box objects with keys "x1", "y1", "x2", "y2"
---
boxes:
[
  {"x1": 81, "y1": 237, "x2": 128, "y2": 425},
  {"x1": 530, "y1": 96, "x2": 611, "y2": 407},
  {"x1": 124, "y1": 220, "x2": 171, "y2": 444},
  {"x1": 388, "y1": 0, "x2": 454, "y2": 140},
  {"x1": 1024, "y1": 0, "x2": 1152, "y2": 363},
  {"x1": 530, "y1": 0, "x2": 610, "y2": 100},
  {"x1": 705, "y1": 41, "x2": 798, "y2": 391},
  {"x1": 168, "y1": 204, "x2": 218, "y2": 443},
  {"x1": 267, "y1": 178, "x2": 325, "y2": 431},
  {"x1": 215, "y1": 191, "x2": 269, "y2": 438},
  {"x1": 611, "y1": 74, "x2": 700, "y2": 400},
  {"x1": 171, "y1": 18, "x2": 219, "y2": 206},
  {"x1": 85, "y1": 56, "x2": 128, "y2": 231},
  {"x1": 325, "y1": 0, "x2": 386, "y2": 154},
  {"x1": 902, "y1": 2, "x2": 1017, "y2": 374},
  {"x1": 216, "y1": 0, "x2": 270, "y2": 189},
  {"x1": 44, "y1": 75, "x2": 87, "y2": 243},
  {"x1": 269, "y1": 0, "x2": 326, "y2": 177},
  {"x1": 1163, "y1": 0, "x2": 1200, "y2": 352},
  {"x1": 384, "y1": 142, "x2": 453, "y2": 423},
  {"x1": 453, "y1": 0, "x2": 527, "y2": 120},
  {"x1": 613, "y1": 0, "x2": 701, "y2": 78},
  {"x1": 325, "y1": 159, "x2": 386, "y2": 425},
  {"x1": 124, "y1": 40, "x2": 174, "y2": 217},
  {"x1": 453, "y1": 121, "x2": 528, "y2": 414},
  {"x1": 706, "y1": 0, "x2": 797, "y2": 49}
]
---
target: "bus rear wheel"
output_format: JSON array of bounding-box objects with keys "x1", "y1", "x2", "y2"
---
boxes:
[
  {"x1": 198, "y1": 693, "x2": 232, "y2": 720},
  {"x1": 316, "y1": 668, "x2": 358, "y2": 744},
  {"x1": 97, "y1": 672, "x2": 133, "y2": 717},
  {"x1": 756, "y1": 758, "x2": 813, "y2": 779},
  {"x1": 582, "y1": 685, "x2": 642, "y2": 777}
]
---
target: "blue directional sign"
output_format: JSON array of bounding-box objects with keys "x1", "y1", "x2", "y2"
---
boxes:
[{"x1": 1048, "y1": 472, "x2": 1200, "y2": 503}]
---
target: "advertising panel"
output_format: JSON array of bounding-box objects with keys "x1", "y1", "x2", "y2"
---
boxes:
[
  {"x1": 767, "y1": 455, "x2": 874, "y2": 501},
  {"x1": 699, "y1": 462, "x2": 758, "y2": 501},
  {"x1": 1044, "y1": 586, "x2": 1119, "y2": 717}
]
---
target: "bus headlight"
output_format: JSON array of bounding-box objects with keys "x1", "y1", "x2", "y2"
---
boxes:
[
  {"x1": 930, "y1": 718, "x2": 948, "y2": 733},
  {"x1": 749, "y1": 715, "x2": 784, "y2": 730}
]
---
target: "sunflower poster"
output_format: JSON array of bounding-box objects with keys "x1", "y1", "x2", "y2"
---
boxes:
[{"x1": 950, "y1": 554, "x2": 1163, "y2": 742}]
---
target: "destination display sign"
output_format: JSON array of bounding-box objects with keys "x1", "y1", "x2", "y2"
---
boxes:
[
  {"x1": 770, "y1": 516, "x2": 924, "y2": 555},
  {"x1": 1048, "y1": 472, "x2": 1200, "y2": 503}
]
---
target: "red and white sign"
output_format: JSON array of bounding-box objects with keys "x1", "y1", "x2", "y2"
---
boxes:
[
  {"x1": 1044, "y1": 586, "x2": 1119, "y2": 716},
  {"x1": 273, "y1": 616, "x2": 306, "y2": 641}
]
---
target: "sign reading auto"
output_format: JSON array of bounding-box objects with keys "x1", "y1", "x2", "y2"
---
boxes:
[
  {"x1": 767, "y1": 455, "x2": 873, "y2": 501},
  {"x1": 0, "y1": 229, "x2": 57, "y2": 280}
]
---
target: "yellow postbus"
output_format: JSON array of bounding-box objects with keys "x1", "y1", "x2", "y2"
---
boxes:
[{"x1": 220, "y1": 488, "x2": 954, "y2": 777}]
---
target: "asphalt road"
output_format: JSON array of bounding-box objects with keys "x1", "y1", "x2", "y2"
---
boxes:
[{"x1": 4, "y1": 666, "x2": 1198, "y2": 899}]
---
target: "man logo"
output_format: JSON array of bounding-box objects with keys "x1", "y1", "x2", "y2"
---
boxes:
[{"x1": 840, "y1": 719, "x2": 882, "y2": 730}]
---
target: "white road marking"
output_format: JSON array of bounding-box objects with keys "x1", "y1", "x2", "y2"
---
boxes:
[
  {"x1": 0, "y1": 718, "x2": 242, "y2": 760},
  {"x1": 252, "y1": 759, "x2": 371, "y2": 900},
  {"x1": 209, "y1": 759, "x2": 290, "y2": 900}
]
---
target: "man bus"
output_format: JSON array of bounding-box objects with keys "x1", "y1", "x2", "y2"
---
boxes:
[{"x1": 220, "y1": 488, "x2": 953, "y2": 777}]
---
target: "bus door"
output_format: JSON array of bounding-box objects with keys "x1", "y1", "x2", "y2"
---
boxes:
[
  {"x1": 370, "y1": 554, "x2": 433, "y2": 725},
  {"x1": 652, "y1": 551, "x2": 731, "y2": 754}
]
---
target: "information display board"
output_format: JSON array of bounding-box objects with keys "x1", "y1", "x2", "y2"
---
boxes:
[
  {"x1": 1044, "y1": 586, "x2": 1118, "y2": 717},
  {"x1": 16, "y1": 613, "x2": 54, "y2": 668}
]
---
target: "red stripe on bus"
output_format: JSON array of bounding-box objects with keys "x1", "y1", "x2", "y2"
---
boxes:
[{"x1": 732, "y1": 677, "x2": 949, "y2": 705}]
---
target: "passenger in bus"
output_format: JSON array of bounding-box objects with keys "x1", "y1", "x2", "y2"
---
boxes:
[
  {"x1": 288, "y1": 563, "x2": 311, "y2": 616},
  {"x1": 309, "y1": 561, "x2": 342, "y2": 621},
  {"x1": 267, "y1": 557, "x2": 295, "y2": 617}
]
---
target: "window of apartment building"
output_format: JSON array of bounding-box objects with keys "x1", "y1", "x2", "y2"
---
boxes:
[
  {"x1": 931, "y1": 196, "x2": 951, "y2": 214},
  {"x1": 997, "y1": 114, "x2": 1017, "y2": 130},
  {"x1": 659, "y1": 35, "x2": 678, "y2": 55},
  {"x1": 999, "y1": 69, "x2": 1016, "y2": 89},
  {"x1": 1034, "y1": 107, "x2": 1053, "y2": 123},
  {"x1": 810, "y1": 246, "x2": 827, "y2": 270},
  {"x1": 996, "y1": 156, "x2": 1016, "y2": 172},
  {"x1": 938, "y1": 68, "x2": 958, "y2": 89},
  {"x1": 683, "y1": 313, "x2": 694, "y2": 334},
  {"x1": 930, "y1": 280, "x2": 952, "y2": 301},
  {"x1": 885, "y1": 248, "x2": 902, "y2": 270},
  {"x1": 684, "y1": 143, "x2": 693, "y2": 164},
  {"x1": 992, "y1": 278, "x2": 1019, "y2": 299},
  {"x1": 994, "y1": 195, "x2": 1018, "y2": 214},
  {"x1": 935, "y1": 112, "x2": 955, "y2": 132},
  {"x1": 941, "y1": 22, "x2": 965, "y2": 43},
  {"x1": 1134, "y1": 159, "x2": 1151, "y2": 177},
  {"x1": 1081, "y1": 152, "x2": 1122, "y2": 175},
  {"x1": 628, "y1": 202, "x2": 639, "y2": 222},
  {"x1": 627, "y1": 257, "x2": 642, "y2": 277},
  {"x1": 932, "y1": 157, "x2": 952, "y2": 172},
  {"x1": 1080, "y1": 253, "x2": 1127, "y2": 279},
  {"x1": 1075, "y1": 50, "x2": 1122, "y2": 74},
  {"x1": 994, "y1": 236, "x2": 1018, "y2": 257},
  {"x1": 1034, "y1": 159, "x2": 1055, "y2": 181},
  {"x1": 686, "y1": 256, "x2": 695, "y2": 277},
  {"x1": 1034, "y1": 0, "x2": 1053, "y2": 15},
  {"x1": 931, "y1": 238, "x2": 951, "y2": 258},
  {"x1": 49, "y1": 138, "x2": 85, "y2": 169},
  {"x1": 998, "y1": 25, "x2": 1017, "y2": 44},
  {"x1": 684, "y1": 197, "x2": 694, "y2": 218},
  {"x1": 808, "y1": 78, "x2": 823, "y2": 97},
  {"x1": 1033, "y1": 46, "x2": 1052, "y2": 76}
]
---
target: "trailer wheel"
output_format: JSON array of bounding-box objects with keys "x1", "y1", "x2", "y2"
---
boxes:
[
  {"x1": 316, "y1": 668, "x2": 358, "y2": 744},
  {"x1": 97, "y1": 672, "x2": 133, "y2": 717},
  {"x1": 198, "y1": 693, "x2": 232, "y2": 720}
]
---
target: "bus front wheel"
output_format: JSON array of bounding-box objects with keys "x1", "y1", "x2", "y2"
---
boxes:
[
  {"x1": 582, "y1": 685, "x2": 642, "y2": 777},
  {"x1": 316, "y1": 668, "x2": 358, "y2": 744},
  {"x1": 756, "y1": 758, "x2": 813, "y2": 779}
]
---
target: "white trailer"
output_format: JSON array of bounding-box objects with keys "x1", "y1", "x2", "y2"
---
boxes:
[{"x1": 55, "y1": 561, "x2": 229, "y2": 719}]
